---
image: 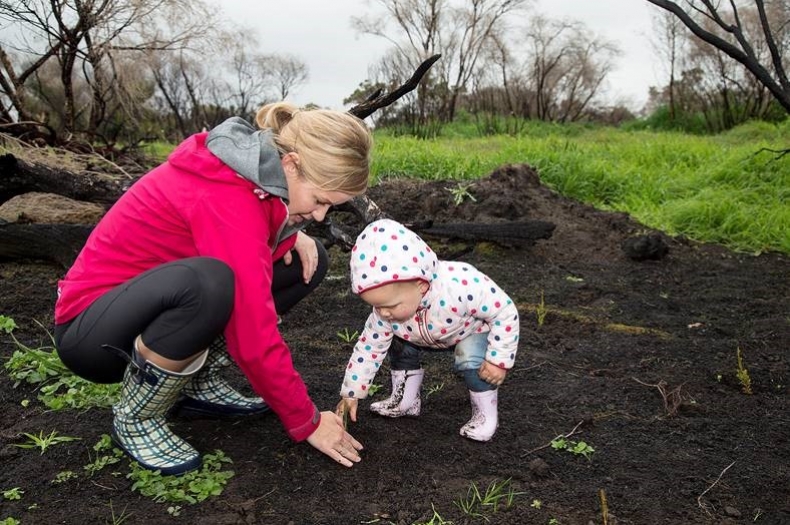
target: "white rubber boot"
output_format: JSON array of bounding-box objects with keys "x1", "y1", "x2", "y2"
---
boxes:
[
  {"x1": 460, "y1": 389, "x2": 498, "y2": 442},
  {"x1": 370, "y1": 369, "x2": 424, "y2": 417}
]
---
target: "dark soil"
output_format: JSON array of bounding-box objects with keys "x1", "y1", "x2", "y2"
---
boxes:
[{"x1": 1, "y1": 165, "x2": 788, "y2": 525}]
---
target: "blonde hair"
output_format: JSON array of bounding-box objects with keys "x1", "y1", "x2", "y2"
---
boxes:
[{"x1": 255, "y1": 102, "x2": 373, "y2": 195}]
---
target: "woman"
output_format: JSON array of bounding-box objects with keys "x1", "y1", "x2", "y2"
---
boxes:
[{"x1": 54, "y1": 102, "x2": 372, "y2": 474}]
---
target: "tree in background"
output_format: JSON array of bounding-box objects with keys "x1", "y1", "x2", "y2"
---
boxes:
[
  {"x1": 0, "y1": 0, "x2": 309, "y2": 146},
  {"x1": 646, "y1": 0, "x2": 790, "y2": 132},
  {"x1": 0, "y1": 0, "x2": 216, "y2": 144},
  {"x1": 353, "y1": 0, "x2": 529, "y2": 134}
]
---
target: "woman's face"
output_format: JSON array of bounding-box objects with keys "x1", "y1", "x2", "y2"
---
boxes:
[
  {"x1": 360, "y1": 280, "x2": 429, "y2": 323},
  {"x1": 282, "y1": 153, "x2": 353, "y2": 225}
]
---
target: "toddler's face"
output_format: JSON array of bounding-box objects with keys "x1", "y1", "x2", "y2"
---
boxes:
[{"x1": 360, "y1": 280, "x2": 428, "y2": 323}]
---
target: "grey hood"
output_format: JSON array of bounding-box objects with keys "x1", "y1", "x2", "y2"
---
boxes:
[{"x1": 205, "y1": 117, "x2": 290, "y2": 201}]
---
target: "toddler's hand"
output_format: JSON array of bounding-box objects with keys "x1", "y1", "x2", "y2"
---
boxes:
[
  {"x1": 478, "y1": 361, "x2": 507, "y2": 387},
  {"x1": 335, "y1": 397, "x2": 359, "y2": 425}
]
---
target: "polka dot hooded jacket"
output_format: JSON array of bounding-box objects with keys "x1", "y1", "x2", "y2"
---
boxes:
[{"x1": 342, "y1": 219, "x2": 520, "y2": 399}]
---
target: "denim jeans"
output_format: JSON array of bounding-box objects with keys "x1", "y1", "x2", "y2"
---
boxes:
[{"x1": 389, "y1": 332, "x2": 495, "y2": 392}]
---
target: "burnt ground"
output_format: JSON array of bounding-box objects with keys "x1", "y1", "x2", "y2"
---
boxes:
[{"x1": 0, "y1": 164, "x2": 788, "y2": 525}]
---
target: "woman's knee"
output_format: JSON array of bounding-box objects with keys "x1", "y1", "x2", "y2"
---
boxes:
[{"x1": 190, "y1": 257, "x2": 235, "y2": 315}]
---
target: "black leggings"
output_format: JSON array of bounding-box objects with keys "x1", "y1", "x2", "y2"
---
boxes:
[{"x1": 55, "y1": 241, "x2": 328, "y2": 383}]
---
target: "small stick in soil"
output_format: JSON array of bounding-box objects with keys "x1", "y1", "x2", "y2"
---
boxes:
[
  {"x1": 599, "y1": 488, "x2": 609, "y2": 525},
  {"x1": 520, "y1": 420, "x2": 584, "y2": 457},
  {"x1": 697, "y1": 460, "x2": 736, "y2": 516}
]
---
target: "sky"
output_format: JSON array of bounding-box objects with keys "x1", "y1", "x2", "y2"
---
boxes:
[{"x1": 219, "y1": 0, "x2": 661, "y2": 111}]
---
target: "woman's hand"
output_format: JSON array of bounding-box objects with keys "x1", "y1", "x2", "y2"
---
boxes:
[
  {"x1": 306, "y1": 411, "x2": 363, "y2": 467},
  {"x1": 335, "y1": 397, "x2": 359, "y2": 424},
  {"x1": 282, "y1": 231, "x2": 319, "y2": 283},
  {"x1": 478, "y1": 361, "x2": 507, "y2": 387}
]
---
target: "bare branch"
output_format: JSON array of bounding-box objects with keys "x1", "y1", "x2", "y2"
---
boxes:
[{"x1": 348, "y1": 54, "x2": 442, "y2": 119}]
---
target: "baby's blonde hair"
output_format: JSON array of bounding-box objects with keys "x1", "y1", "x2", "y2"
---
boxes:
[{"x1": 255, "y1": 102, "x2": 373, "y2": 195}]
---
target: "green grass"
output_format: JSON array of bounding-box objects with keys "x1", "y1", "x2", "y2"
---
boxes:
[
  {"x1": 372, "y1": 119, "x2": 790, "y2": 255},
  {"x1": 130, "y1": 118, "x2": 789, "y2": 255}
]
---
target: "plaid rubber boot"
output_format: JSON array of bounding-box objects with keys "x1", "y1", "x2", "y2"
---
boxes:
[
  {"x1": 176, "y1": 336, "x2": 269, "y2": 417},
  {"x1": 112, "y1": 348, "x2": 207, "y2": 476},
  {"x1": 370, "y1": 369, "x2": 424, "y2": 417}
]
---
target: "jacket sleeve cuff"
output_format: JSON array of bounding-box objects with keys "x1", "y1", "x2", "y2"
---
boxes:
[{"x1": 287, "y1": 404, "x2": 321, "y2": 442}]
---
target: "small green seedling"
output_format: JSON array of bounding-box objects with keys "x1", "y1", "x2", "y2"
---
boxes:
[
  {"x1": 454, "y1": 478, "x2": 525, "y2": 520},
  {"x1": 531, "y1": 499, "x2": 542, "y2": 509},
  {"x1": 736, "y1": 346, "x2": 753, "y2": 395},
  {"x1": 426, "y1": 382, "x2": 445, "y2": 398},
  {"x1": 2, "y1": 488, "x2": 23, "y2": 501},
  {"x1": 0, "y1": 518, "x2": 21, "y2": 525},
  {"x1": 14, "y1": 430, "x2": 80, "y2": 455},
  {"x1": 413, "y1": 503, "x2": 453, "y2": 525},
  {"x1": 0, "y1": 315, "x2": 17, "y2": 333},
  {"x1": 536, "y1": 291, "x2": 548, "y2": 326},
  {"x1": 336, "y1": 328, "x2": 359, "y2": 343},
  {"x1": 106, "y1": 502, "x2": 132, "y2": 525},
  {"x1": 551, "y1": 437, "x2": 595, "y2": 461},
  {"x1": 367, "y1": 383, "x2": 382, "y2": 396},
  {"x1": 52, "y1": 471, "x2": 79, "y2": 484},
  {"x1": 446, "y1": 181, "x2": 477, "y2": 206}
]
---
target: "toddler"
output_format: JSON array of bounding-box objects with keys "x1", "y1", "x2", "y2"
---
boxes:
[{"x1": 336, "y1": 218, "x2": 519, "y2": 441}]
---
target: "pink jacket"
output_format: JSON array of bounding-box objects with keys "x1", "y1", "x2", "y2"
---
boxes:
[{"x1": 55, "y1": 132, "x2": 320, "y2": 441}]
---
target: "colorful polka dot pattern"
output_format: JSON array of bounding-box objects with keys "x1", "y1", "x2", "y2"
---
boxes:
[
  {"x1": 342, "y1": 219, "x2": 520, "y2": 399},
  {"x1": 350, "y1": 218, "x2": 438, "y2": 293}
]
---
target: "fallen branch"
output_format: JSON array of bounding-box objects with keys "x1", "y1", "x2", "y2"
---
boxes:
[
  {"x1": 753, "y1": 146, "x2": 790, "y2": 161},
  {"x1": 520, "y1": 420, "x2": 584, "y2": 458},
  {"x1": 632, "y1": 377, "x2": 686, "y2": 417}
]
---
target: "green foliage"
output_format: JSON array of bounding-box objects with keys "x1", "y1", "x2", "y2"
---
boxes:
[
  {"x1": 445, "y1": 181, "x2": 477, "y2": 206},
  {"x1": 453, "y1": 478, "x2": 525, "y2": 521},
  {"x1": 367, "y1": 383, "x2": 382, "y2": 396},
  {"x1": 51, "y1": 471, "x2": 79, "y2": 484},
  {"x1": 536, "y1": 291, "x2": 547, "y2": 327},
  {"x1": 127, "y1": 450, "x2": 234, "y2": 505},
  {"x1": 84, "y1": 435, "x2": 124, "y2": 476},
  {"x1": 105, "y1": 502, "x2": 133, "y2": 525},
  {"x1": 551, "y1": 438, "x2": 595, "y2": 461},
  {"x1": 0, "y1": 518, "x2": 20, "y2": 525},
  {"x1": 336, "y1": 328, "x2": 360, "y2": 344},
  {"x1": 426, "y1": 382, "x2": 445, "y2": 398},
  {"x1": 372, "y1": 119, "x2": 790, "y2": 255},
  {"x1": 736, "y1": 347, "x2": 753, "y2": 395},
  {"x1": 0, "y1": 315, "x2": 16, "y2": 333},
  {"x1": 14, "y1": 430, "x2": 80, "y2": 455},
  {"x1": 2, "y1": 488, "x2": 23, "y2": 501},
  {"x1": 413, "y1": 504, "x2": 454, "y2": 525},
  {"x1": 4, "y1": 324, "x2": 120, "y2": 410}
]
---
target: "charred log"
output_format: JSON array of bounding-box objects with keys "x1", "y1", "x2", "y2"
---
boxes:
[
  {"x1": 411, "y1": 220, "x2": 556, "y2": 248},
  {"x1": 0, "y1": 223, "x2": 91, "y2": 268},
  {"x1": 0, "y1": 153, "x2": 124, "y2": 206}
]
